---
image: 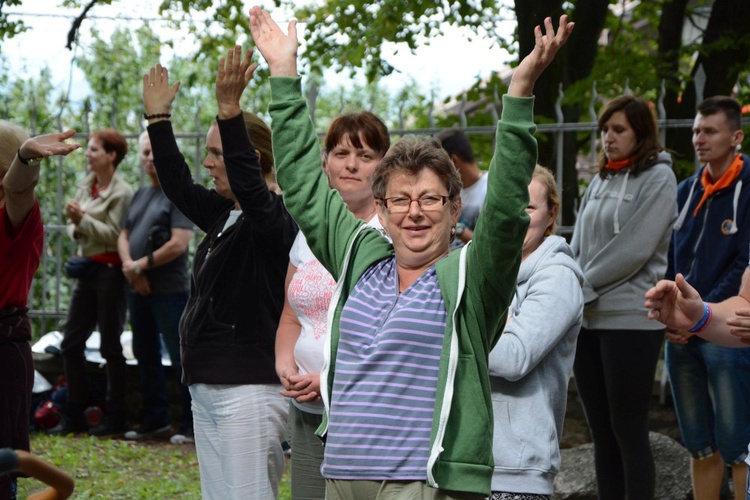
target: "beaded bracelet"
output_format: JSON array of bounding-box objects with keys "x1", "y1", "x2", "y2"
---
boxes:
[
  {"x1": 143, "y1": 112, "x2": 171, "y2": 120},
  {"x1": 688, "y1": 301, "x2": 713, "y2": 333}
]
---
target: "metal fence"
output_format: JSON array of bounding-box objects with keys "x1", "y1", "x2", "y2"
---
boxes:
[{"x1": 21, "y1": 77, "x2": 750, "y2": 333}]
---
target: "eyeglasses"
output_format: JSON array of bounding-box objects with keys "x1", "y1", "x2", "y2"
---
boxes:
[{"x1": 381, "y1": 194, "x2": 450, "y2": 213}]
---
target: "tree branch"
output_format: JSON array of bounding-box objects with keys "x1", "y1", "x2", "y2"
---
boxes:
[{"x1": 66, "y1": 0, "x2": 100, "y2": 50}]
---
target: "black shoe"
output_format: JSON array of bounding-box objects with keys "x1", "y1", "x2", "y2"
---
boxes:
[
  {"x1": 48, "y1": 417, "x2": 88, "y2": 436},
  {"x1": 88, "y1": 415, "x2": 128, "y2": 437}
]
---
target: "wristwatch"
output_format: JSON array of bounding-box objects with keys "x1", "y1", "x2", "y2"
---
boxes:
[
  {"x1": 455, "y1": 222, "x2": 466, "y2": 236},
  {"x1": 17, "y1": 149, "x2": 44, "y2": 166},
  {"x1": 133, "y1": 260, "x2": 142, "y2": 275}
]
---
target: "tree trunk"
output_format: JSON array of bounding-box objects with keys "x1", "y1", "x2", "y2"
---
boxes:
[
  {"x1": 660, "y1": 0, "x2": 750, "y2": 164},
  {"x1": 514, "y1": 0, "x2": 610, "y2": 226}
]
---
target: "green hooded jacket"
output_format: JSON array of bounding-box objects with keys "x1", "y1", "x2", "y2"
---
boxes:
[{"x1": 268, "y1": 77, "x2": 536, "y2": 495}]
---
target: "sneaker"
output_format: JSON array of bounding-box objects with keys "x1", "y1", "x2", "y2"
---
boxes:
[
  {"x1": 170, "y1": 431, "x2": 195, "y2": 444},
  {"x1": 124, "y1": 424, "x2": 171, "y2": 441}
]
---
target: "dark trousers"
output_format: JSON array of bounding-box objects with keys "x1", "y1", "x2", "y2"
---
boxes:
[
  {"x1": 573, "y1": 327, "x2": 664, "y2": 500},
  {"x1": 61, "y1": 265, "x2": 127, "y2": 421},
  {"x1": 128, "y1": 291, "x2": 191, "y2": 432},
  {"x1": 0, "y1": 340, "x2": 33, "y2": 500}
]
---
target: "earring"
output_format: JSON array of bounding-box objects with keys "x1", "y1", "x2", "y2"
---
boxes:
[
  {"x1": 381, "y1": 228, "x2": 390, "y2": 238},
  {"x1": 451, "y1": 226, "x2": 456, "y2": 236}
]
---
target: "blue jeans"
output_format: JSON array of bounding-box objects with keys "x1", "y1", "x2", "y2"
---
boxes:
[
  {"x1": 128, "y1": 291, "x2": 191, "y2": 431},
  {"x1": 665, "y1": 339, "x2": 750, "y2": 464}
]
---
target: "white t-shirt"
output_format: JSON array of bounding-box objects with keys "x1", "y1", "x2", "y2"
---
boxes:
[
  {"x1": 452, "y1": 172, "x2": 488, "y2": 249},
  {"x1": 287, "y1": 215, "x2": 383, "y2": 413}
]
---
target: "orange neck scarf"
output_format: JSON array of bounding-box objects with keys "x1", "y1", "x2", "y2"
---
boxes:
[
  {"x1": 604, "y1": 158, "x2": 634, "y2": 173},
  {"x1": 694, "y1": 153, "x2": 743, "y2": 216}
]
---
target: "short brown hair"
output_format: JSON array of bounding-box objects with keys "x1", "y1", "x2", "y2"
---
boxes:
[
  {"x1": 325, "y1": 111, "x2": 390, "y2": 158},
  {"x1": 242, "y1": 111, "x2": 274, "y2": 178},
  {"x1": 532, "y1": 165, "x2": 559, "y2": 236},
  {"x1": 697, "y1": 96, "x2": 742, "y2": 131},
  {"x1": 90, "y1": 129, "x2": 128, "y2": 168},
  {"x1": 597, "y1": 95, "x2": 663, "y2": 178},
  {"x1": 0, "y1": 120, "x2": 30, "y2": 177},
  {"x1": 372, "y1": 136, "x2": 462, "y2": 212}
]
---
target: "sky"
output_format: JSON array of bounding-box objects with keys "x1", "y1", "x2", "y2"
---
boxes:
[{"x1": 5, "y1": 0, "x2": 513, "y2": 103}]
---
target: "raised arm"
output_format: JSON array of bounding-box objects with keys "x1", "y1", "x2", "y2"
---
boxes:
[
  {"x1": 508, "y1": 15, "x2": 574, "y2": 98},
  {"x1": 214, "y1": 45, "x2": 293, "y2": 234},
  {"x1": 248, "y1": 6, "x2": 298, "y2": 78},
  {"x1": 216, "y1": 45, "x2": 258, "y2": 120},
  {"x1": 142, "y1": 64, "x2": 180, "y2": 126},
  {"x1": 250, "y1": 7, "x2": 386, "y2": 277},
  {"x1": 143, "y1": 64, "x2": 232, "y2": 231},
  {"x1": 467, "y1": 16, "x2": 573, "y2": 351},
  {"x1": 4, "y1": 131, "x2": 79, "y2": 230}
]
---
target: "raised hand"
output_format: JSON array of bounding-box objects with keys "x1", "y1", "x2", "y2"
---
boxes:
[
  {"x1": 248, "y1": 6, "x2": 298, "y2": 77},
  {"x1": 216, "y1": 45, "x2": 258, "y2": 120},
  {"x1": 19, "y1": 130, "x2": 80, "y2": 161},
  {"x1": 142, "y1": 64, "x2": 181, "y2": 121},
  {"x1": 644, "y1": 273, "x2": 705, "y2": 331},
  {"x1": 509, "y1": 15, "x2": 574, "y2": 97}
]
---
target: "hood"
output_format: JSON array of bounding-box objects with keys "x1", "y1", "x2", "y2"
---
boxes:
[{"x1": 517, "y1": 234, "x2": 584, "y2": 286}]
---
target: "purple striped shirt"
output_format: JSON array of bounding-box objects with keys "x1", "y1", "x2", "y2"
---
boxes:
[{"x1": 322, "y1": 257, "x2": 446, "y2": 480}]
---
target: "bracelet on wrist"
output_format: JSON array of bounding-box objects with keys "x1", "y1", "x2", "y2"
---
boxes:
[
  {"x1": 143, "y1": 112, "x2": 171, "y2": 120},
  {"x1": 17, "y1": 149, "x2": 44, "y2": 166},
  {"x1": 688, "y1": 302, "x2": 712, "y2": 334}
]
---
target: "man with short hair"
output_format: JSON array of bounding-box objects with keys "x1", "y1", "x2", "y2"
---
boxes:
[
  {"x1": 434, "y1": 128, "x2": 487, "y2": 248},
  {"x1": 665, "y1": 95, "x2": 750, "y2": 500},
  {"x1": 118, "y1": 132, "x2": 194, "y2": 443}
]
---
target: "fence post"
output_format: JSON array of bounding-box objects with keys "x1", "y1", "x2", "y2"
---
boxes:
[
  {"x1": 555, "y1": 83, "x2": 564, "y2": 229},
  {"x1": 589, "y1": 81, "x2": 598, "y2": 167},
  {"x1": 490, "y1": 85, "x2": 499, "y2": 125},
  {"x1": 657, "y1": 79, "x2": 667, "y2": 146}
]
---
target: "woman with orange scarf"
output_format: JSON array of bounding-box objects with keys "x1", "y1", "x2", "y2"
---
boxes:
[{"x1": 570, "y1": 95, "x2": 677, "y2": 500}]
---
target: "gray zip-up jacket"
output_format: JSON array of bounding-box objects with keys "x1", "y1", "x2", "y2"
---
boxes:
[
  {"x1": 571, "y1": 152, "x2": 677, "y2": 330},
  {"x1": 489, "y1": 235, "x2": 583, "y2": 494}
]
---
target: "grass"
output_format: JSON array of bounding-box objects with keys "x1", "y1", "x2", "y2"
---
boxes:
[{"x1": 18, "y1": 433, "x2": 291, "y2": 499}]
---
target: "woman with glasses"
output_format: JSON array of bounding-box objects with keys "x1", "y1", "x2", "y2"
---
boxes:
[{"x1": 249, "y1": 7, "x2": 573, "y2": 498}]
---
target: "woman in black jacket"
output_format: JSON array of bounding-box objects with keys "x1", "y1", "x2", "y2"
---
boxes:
[{"x1": 142, "y1": 46, "x2": 297, "y2": 499}]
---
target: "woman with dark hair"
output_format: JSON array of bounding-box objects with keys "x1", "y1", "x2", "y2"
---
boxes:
[
  {"x1": 570, "y1": 95, "x2": 678, "y2": 499},
  {"x1": 50, "y1": 129, "x2": 134, "y2": 437},
  {"x1": 275, "y1": 110, "x2": 390, "y2": 499},
  {"x1": 0, "y1": 122, "x2": 79, "y2": 499}
]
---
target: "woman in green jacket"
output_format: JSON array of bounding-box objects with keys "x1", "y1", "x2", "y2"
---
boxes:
[{"x1": 250, "y1": 7, "x2": 573, "y2": 498}]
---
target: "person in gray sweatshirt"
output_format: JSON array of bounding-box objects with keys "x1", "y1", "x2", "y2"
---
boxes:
[
  {"x1": 489, "y1": 165, "x2": 584, "y2": 499},
  {"x1": 570, "y1": 95, "x2": 677, "y2": 500}
]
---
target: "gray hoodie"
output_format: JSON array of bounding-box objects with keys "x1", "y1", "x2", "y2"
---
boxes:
[
  {"x1": 571, "y1": 151, "x2": 677, "y2": 330},
  {"x1": 489, "y1": 235, "x2": 584, "y2": 495}
]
